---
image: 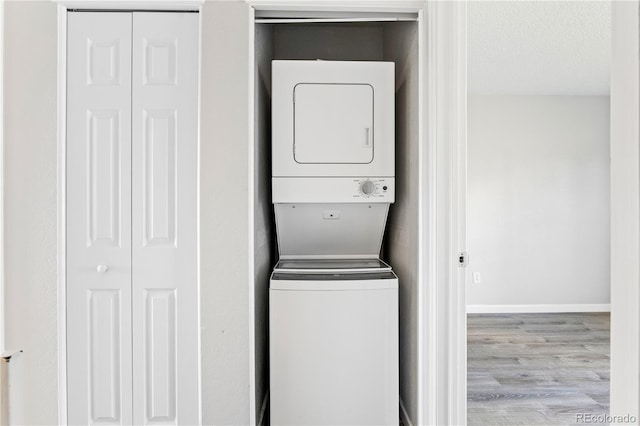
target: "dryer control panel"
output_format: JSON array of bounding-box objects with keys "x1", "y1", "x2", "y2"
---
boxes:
[
  {"x1": 272, "y1": 177, "x2": 395, "y2": 203},
  {"x1": 354, "y1": 178, "x2": 392, "y2": 199}
]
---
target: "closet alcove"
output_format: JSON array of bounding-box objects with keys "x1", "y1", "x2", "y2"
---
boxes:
[{"x1": 252, "y1": 13, "x2": 422, "y2": 422}]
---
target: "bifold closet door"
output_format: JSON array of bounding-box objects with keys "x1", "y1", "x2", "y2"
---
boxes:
[
  {"x1": 131, "y1": 12, "x2": 199, "y2": 425},
  {"x1": 67, "y1": 12, "x2": 134, "y2": 425},
  {"x1": 67, "y1": 11, "x2": 199, "y2": 425}
]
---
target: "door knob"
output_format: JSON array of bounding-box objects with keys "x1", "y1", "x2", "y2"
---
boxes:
[{"x1": 97, "y1": 264, "x2": 109, "y2": 274}]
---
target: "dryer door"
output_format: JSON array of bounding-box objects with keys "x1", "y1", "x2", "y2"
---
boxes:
[{"x1": 294, "y1": 83, "x2": 373, "y2": 164}]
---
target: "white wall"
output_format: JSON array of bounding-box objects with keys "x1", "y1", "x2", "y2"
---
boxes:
[
  {"x1": 253, "y1": 22, "x2": 274, "y2": 425},
  {"x1": 466, "y1": 95, "x2": 610, "y2": 310},
  {"x1": 3, "y1": 1, "x2": 58, "y2": 424},
  {"x1": 200, "y1": 2, "x2": 253, "y2": 424},
  {"x1": 383, "y1": 21, "x2": 420, "y2": 423}
]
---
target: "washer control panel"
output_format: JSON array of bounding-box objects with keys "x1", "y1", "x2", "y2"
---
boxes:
[
  {"x1": 272, "y1": 177, "x2": 395, "y2": 203},
  {"x1": 354, "y1": 178, "x2": 393, "y2": 199}
]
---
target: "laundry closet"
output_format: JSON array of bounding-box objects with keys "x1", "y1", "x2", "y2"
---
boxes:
[{"x1": 253, "y1": 12, "x2": 422, "y2": 423}]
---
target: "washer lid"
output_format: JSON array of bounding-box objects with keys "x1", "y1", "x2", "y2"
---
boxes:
[
  {"x1": 274, "y1": 258, "x2": 392, "y2": 274},
  {"x1": 270, "y1": 269, "x2": 398, "y2": 291},
  {"x1": 274, "y1": 203, "x2": 389, "y2": 258}
]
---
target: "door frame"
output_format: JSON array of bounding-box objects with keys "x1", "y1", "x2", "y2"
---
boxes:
[
  {"x1": 0, "y1": 0, "x2": 5, "y2": 356},
  {"x1": 610, "y1": 1, "x2": 640, "y2": 421},
  {"x1": 55, "y1": 2, "x2": 203, "y2": 424},
  {"x1": 428, "y1": 2, "x2": 467, "y2": 424},
  {"x1": 247, "y1": 1, "x2": 467, "y2": 425}
]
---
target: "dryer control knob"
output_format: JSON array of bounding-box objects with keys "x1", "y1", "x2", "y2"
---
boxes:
[{"x1": 360, "y1": 180, "x2": 376, "y2": 196}]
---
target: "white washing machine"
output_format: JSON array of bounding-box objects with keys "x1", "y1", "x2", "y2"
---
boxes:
[
  {"x1": 270, "y1": 60, "x2": 398, "y2": 426},
  {"x1": 270, "y1": 261, "x2": 398, "y2": 426}
]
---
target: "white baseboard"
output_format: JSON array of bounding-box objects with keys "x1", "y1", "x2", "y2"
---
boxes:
[
  {"x1": 399, "y1": 397, "x2": 413, "y2": 426},
  {"x1": 466, "y1": 304, "x2": 611, "y2": 314},
  {"x1": 257, "y1": 391, "x2": 269, "y2": 426}
]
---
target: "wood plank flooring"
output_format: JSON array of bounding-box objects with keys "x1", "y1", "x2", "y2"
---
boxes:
[{"x1": 467, "y1": 313, "x2": 610, "y2": 425}]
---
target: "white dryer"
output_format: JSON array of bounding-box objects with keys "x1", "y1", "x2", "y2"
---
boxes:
[
  {"x1": 271, "y1": 59, "x2": 396, "y2": 251},
  {"x1": 269, "y1": 60, "x2": 399, "y2": 426},
  {"x1": 272, "y1": 60, "x2": 395, "y2": 181}
]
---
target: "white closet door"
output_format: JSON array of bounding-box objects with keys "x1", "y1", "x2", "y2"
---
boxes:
[
  {"x1": 67, "y1": 12, "x2": 133, "y2": 425},
  {"x1": 131, "y1": 12, "x2": 200, "y2": 425}
]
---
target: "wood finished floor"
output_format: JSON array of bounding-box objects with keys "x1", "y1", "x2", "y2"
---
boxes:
[{"x1": 467, "y1": 313, "x2": 610, "y2": 425}]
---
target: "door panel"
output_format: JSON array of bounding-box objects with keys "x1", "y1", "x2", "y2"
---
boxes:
[
  {"x1": 144, "y1": 289, "x2": 177, "y2": 422},
  {"x1": 88, "y1": 290, "x2": 123, "y2": 422},
  {"x1": 67, "y1": 12, "x2": 133, "y2": 425},
  {"x1": 87, "y1": 110, "x2": 122, "y2": 248},
  {"x1": 132, "y1": 12, "x2": 200, "y2": 425},
  {"x1": 294, "y1": 83, "x2": 374, "y2": 164},
  {"x1": 142, "y1": 109, "x2": 177, "y2": 248}
]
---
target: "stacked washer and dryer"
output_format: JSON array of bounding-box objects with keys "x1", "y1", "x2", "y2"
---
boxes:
[{"x1": 269, "y1": 60, "x2": 399, "y2": 426}]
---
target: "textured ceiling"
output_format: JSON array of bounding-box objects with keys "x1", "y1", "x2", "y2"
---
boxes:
[{"x1": 468, "y1": 1, "x2": 611, "y2": 95}]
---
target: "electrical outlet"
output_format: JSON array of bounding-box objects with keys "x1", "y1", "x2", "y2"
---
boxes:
[{"x1": 472, "y1": 272, "x2": 482, "y2": 284}]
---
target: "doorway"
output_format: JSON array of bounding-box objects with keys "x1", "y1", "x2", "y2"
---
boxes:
[{"x1": 466, "y1": 2, "x2": 611, "y2": 424}]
